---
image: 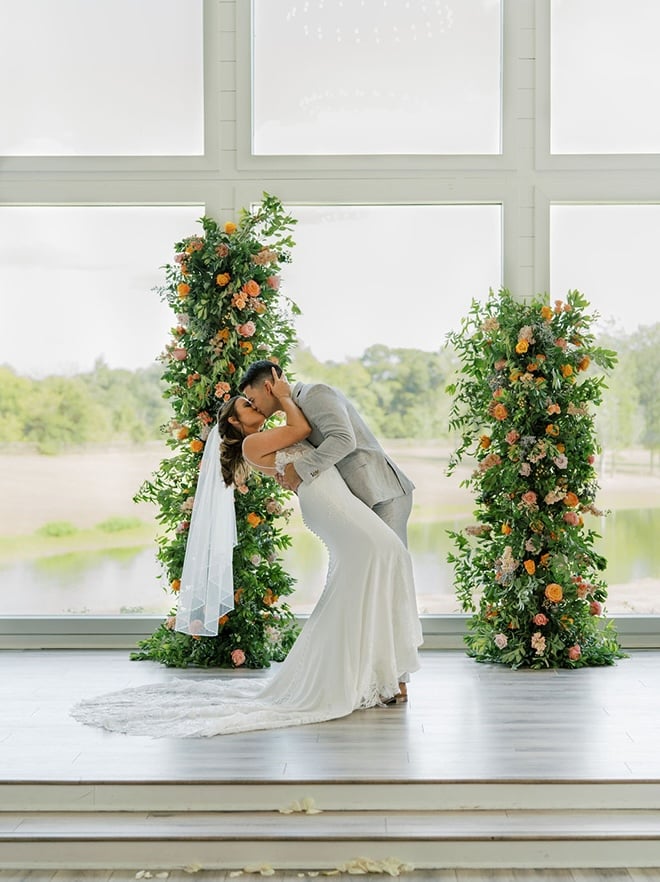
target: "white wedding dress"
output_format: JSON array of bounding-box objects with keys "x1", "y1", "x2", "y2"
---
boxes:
[{"x1": 72, "y1": 444, "x2": 423, "y2": 737}]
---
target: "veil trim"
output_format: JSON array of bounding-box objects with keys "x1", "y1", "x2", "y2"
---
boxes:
[{"x1": 175, "y1": 423, "x2": 237, "y2": 636}]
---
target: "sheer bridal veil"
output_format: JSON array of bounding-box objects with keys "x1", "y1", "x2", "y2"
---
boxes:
[{"x1": 174, "y1": 423, "x2": 237, "y2": 637}]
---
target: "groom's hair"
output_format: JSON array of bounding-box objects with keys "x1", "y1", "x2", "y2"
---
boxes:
[{"x1": 238, "y1": 360, "x2": 283, "y2": 391}]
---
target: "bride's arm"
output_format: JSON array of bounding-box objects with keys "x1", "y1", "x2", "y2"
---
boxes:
[{"x1": 243, "y1": 371, "x2": 311, "y2": 464}]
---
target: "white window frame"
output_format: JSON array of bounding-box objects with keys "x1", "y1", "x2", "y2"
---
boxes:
[{"x1": 0, "y1": 0, "x2": 657, "y2": 649}]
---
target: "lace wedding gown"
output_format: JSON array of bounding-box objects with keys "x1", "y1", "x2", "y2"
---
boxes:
[{"x1": 72, "y1": 444, "x2": 423, "y2": 737}]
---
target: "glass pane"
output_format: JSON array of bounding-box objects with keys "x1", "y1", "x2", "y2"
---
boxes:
[
  {"x1": 253, "y1": 0, "x2": 501, "y2": 155},
  {"x1": 551, "y1": 204, "x2": 660, "y2": 614},
  {"x1": 0, "y1": 206, "x2": 204, "y2": 615},
  {"x1": 279, "y1": 204, "x2": 502, "y2": 613},
  {"x1": 0, "y1": 0, "x2": 203, "y2": 156},
  {"x1": 551, "y1": 0, "x2": 660, "y2": 153}
]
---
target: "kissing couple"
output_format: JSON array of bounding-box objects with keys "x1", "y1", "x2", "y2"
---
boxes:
[{"x1": 72, "y1": 361, "x2": 422, "y2": 737}]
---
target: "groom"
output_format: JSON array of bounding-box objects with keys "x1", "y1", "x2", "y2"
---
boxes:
[{"x1": 238, "y1": 360, "x2": 415, "y2": 546}]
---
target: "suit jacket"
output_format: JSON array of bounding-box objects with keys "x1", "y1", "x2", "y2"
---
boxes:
[{"x1": 291, "y1": 381, "x2": 414, "y2": 507}]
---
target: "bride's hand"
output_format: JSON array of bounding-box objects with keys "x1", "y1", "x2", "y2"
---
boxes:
[{"x1": 270, "y1": 368, "x2": 292, "y2": 400}]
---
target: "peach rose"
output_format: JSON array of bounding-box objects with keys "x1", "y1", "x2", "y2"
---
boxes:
[
  {"x1": 567, "y1": 644, "x2": 581, "y2": 661},
  {"x1": 563, "y1": 492, "x2": 579, "y2": 507},
  {"x1": 242, "y1": 280, "x2": 260, "y2": 297},
  {"x1": 190, "y1": 439, "x2": 204, "y2": 453},
  {"x1": 172, "y1": 347, "x2": 187, "y2": 361},
  {"x1": 216, "y1": 273, "x2": 231, "y2": 287},
  {"x1": 533, "y1": 613, "x2": 548, "y2": 626},
  {"x1": 545, "y1": 583, "x2": 563, "y2": 603},
  {"x1": 266, "y1": 275, "x2": 280, "y2": 290},
  {"x1": 231, "y1": 648, "x2": 246, "y2": 666},
  {"x1": 177, "y1": 282, "x2": 191, "y2": 299},
  {"x1": 237, "y1": 321, "x2": 256, "y2": 338},
  {"x1": 589, "y1": 600, "x2": 603, "y2": 616},
  {"x1": 563, "y1": 511, "x2": 580, "y2": 526},
  {"x1": 492, "y1": 403, "x2": 508, "y2": 421}
]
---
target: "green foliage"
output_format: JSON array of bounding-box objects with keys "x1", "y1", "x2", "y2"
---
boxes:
[
  {"x1": 37, "y1": 521, "x2": 77, "y2": 538},
  {"x1": 446, "y1": 288, "x2": 625, "y2": 669},
  {"x1": 96, "y1": 516, "x2": 144, "y2": 533},
  {"x1": 133, "y1": 193, "x2": 302, "y2": 669}
]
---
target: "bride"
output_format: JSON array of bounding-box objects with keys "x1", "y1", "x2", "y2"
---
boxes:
[{"x1": 72, "y1": 372, "x2": 422, "y2": 737}]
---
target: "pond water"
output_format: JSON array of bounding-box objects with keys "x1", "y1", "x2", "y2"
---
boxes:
[{"x1": 1, "y1": 508, "x2": 658, "y2": 616}]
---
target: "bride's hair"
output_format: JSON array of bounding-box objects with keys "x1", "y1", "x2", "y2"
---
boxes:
[{"x1": 216, "y1": 395, "x2": 250, "y2": 488}]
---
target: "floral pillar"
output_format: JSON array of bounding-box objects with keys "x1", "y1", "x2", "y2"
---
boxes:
[
  {"x1": 133, "y1": 194, "x2": 302, "y2": 669},
  {"x1": 446, "y1": 288, "x2": 624, "y2": 668}
]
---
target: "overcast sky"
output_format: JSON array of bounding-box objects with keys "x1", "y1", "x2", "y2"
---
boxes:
[{"x1": 0, "y1": 0, "x2": 659, "y2": 377}]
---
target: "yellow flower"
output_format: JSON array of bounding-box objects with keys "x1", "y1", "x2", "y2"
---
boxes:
[
  {"x1": 540, "y1": 305, "x2": 553, "y2": 320},
  {"x1": 480, "y1": 435, "x2": 491, "y2": 449},
  {"x1": 247, "y1": 512, "x2": 263, "y2": 528},
  {"x1": 515, "y1": 340, "x2": 529, "y2": 354},
  {"x1": 216, "y1": 273, "x2": 231, "y2": 287},
  {"x1": 177, "y1": 282, "x2": 190, "y2": 299},
  {"x1": 224, "y1": 221, "x2": 237, "y2": 234},
  {"x1": 524, "y1": 559, "x2": 536, "y2": 575},
  {"x1": 170, "y1": 579, "x2": 181, "y2": 592},
  {"x1": 561, "y1": 363, "x2": 573, "y2": 378},
  {"x1": 501, "y1": 523, "x2": 512, "y2": 535},
  {"x1": 190, "y1": 438, "x2": 204, "y2": 453}
]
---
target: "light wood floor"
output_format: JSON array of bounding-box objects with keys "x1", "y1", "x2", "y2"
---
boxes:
[
  {"x1": 1, "y1": 648, "x2": 659, "y2": 783},
  {"x1": 3, "y1": 650, "x2": 660, "y2": 879}
]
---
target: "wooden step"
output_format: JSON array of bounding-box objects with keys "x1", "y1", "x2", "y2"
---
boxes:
[{"x1": 1, "y1": 809, "x2": 660, "y2": 871}]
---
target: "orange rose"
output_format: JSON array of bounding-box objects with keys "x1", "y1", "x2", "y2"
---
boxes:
[
  {"x1": 247, "y1": 512, "x2": 263, "y2": 528},
  {"x1": 545, "y1": 424, "x2": 560, "y2": 436},
  {"x1": 556, "y1": 443, "x2": 565, "y2": 453},
  {"x1": 509, "y1": 370, "x2": 522, "y2": 383},
  {"x1": 224, "y1": 221, "x2": 237, "y2": 234},
  {"x1": 563, "y1": 492, "x2": 579, "y2": 507},
  {"x1": 515, "y1": 340, "x2": 529, "y2": 354},
  {"x1": 561, "y1": 363, "x2": 573, "y2": 378},
  {"x1": 190, "y1": 439, "x2": 204, "y2": 453},
  {"x1": 501, "y1": 523, "x2": 512, "y2": 535},
  {"x1": 578, "y1": 356, "x2": 590, "y2": 371},
  {"x1": 171, "y1": 579, "x2": 181, "y2": 592},
  {"x1": 480, "y1": 435, "x2": 491, "y2": 449},
  {"x1": 492, "y1": 403, "x2": 508, "y2": 421},
  {"x1": 176, "y1": 426, "x2": 189, "y2": 440},
  {"x1": 177, "y1": 282, "x2": 191, "y2": 299},
  {"x1": 539, "y1": 553, "x2": 551, "y2": 567},
  {"x1": 524, "y1": 559, "x2": 536, "y2": 575},
  {"x1": 218, "y1": 615, "x2": 229, "y2": 627},
  {"x1": 216, "y1": 273, "x2": 231, "y2": 286},
  {"x1": 240, "y1": 341, "x2": 254, "y2": 354},
  {"x1": 545, "y1": 583, "x2": 563, "y2": 603},
  {"x1": 540, "y1": 305, "x2": 553, "y2": 320},
  {"x1": 242, "y1": 279, "x2": 261, "y2": 297}
]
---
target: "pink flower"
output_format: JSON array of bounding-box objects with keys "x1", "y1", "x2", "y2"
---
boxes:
[
  {"x1": 576, "y1": 582, "x2": 589, "y2": 599},
  {"x1": 533, "y1": 613, "x2": 549, "y2": 626},
  {"x1": 494, "y1": 633, "x2": 508, "y2": 650},
  {"x1": 553, "y1": 454, "x2": 568, "y2": 469},
  {"x1": 587, "y1": 454, "x2": 596, "y2": 464},
  {"x1": 173, "y1": 252, "x2": 187, "y2": 264},
  {"x1": 237, "y1": 321, "x2": 256, "y2": 338},
  {"x1": 567, "y1": 644, "x2": 581, "y2": 661},
  {"x1": 172, "y1": 347, "x2": 188, "y2": 361},
  {"x1": 555, "y1": 337, "x2": 567, "y2": 349},
  {"x1": 216, "y1": 243, "x2": 230, "y2": 258},
  {"x1": 231, "y1": 648, "x2": 246, "y2": 667},
  {"x1": 494, "y1": 358, "x2": 507, "y2": 371},
  {"x1": 266, "y1": 275, "x2": 280, "y2": 290},
  {"x1": 563, "y1": 511, "x2": 580, "y2": 526},
  {"x1": 236, "y1": 484, "x2": 249, "y2": 495},
  {"x1": 505, "y1": 430, "x2": 520, "y2": 445},
  {"x1": 589, "y1": 600, "x2": 603, "y2": 616},
  {"x1": 521, "y1": 491, "x2": 538, "y2": 507}
]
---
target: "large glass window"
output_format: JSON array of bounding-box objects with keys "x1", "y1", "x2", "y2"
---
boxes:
[
  {"x1": 551, "y1": 204, "x2": 660, "y2": 614},
  {"x1": 0, "y1": 206, "x2": 203, "y2": 615},
  {"x1": 279, "y1": 203, "x2": 503, "y2": 613},
  {"x1": 0, "y1": 0, "x2": 204, "y2": 156},
  {"x1": 551, "y1": 0, "x2": 660, "y2": 154},
  {"x1": 252, "y1": 0, "x2": 502, "y2": 155}
]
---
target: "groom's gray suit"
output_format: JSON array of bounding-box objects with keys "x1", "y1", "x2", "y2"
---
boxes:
[{"x1": 290, "y1": 381, "x2": 415, "y2": 546}]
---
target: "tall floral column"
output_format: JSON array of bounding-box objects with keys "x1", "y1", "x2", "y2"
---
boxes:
[
  {"x1": 446, "y1": 288, "x2": 625, "y2": 668},
  {"x1": 133, "y1": 194, "x2": 302, "y2": 668}
]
